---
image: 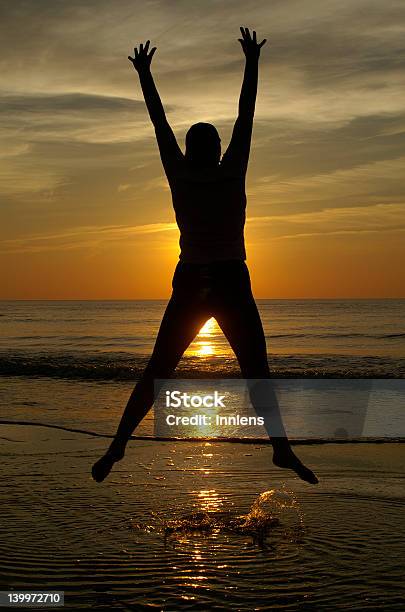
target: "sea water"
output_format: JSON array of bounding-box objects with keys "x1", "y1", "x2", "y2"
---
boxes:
[{"x1": 0, "y1": 299, "x2": 404, "y2": 440}]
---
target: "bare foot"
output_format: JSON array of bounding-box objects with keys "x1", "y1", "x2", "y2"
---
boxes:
[
  {"x1": 91, "y1": 445, "x2": 125, "y2": 483},
  {"x1": 273, "y1": 449, "x2": 319, "y2": 484}
]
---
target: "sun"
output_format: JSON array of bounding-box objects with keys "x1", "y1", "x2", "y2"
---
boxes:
[
  {"x1": 198, "y1": 342, "x2": 215, "y2": 356},
  {"x1": 186, "y1": 317, "x2": 219, "y2": 357},
  {"x1": 199, "y1": 317, "x2": 217, "y2": 335}
]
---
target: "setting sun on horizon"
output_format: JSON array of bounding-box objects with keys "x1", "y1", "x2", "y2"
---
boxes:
[{"x1": 1, "y1": 1, "x2": 404, "y2": 299}]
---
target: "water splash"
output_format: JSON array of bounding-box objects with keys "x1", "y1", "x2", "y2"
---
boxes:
[
  {"x1": 129, "y1": 488, "x2": 303, "y2": 548},
  {"x1": 248, "y1": 488, "x2": 301, "y2": 524}
]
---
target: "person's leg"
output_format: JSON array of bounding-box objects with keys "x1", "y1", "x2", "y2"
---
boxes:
[
  {"x1": 92, "y1": 291, "x2": 209, "y2": 481},
  {"x1": 114, "y1": 294, "x2": 208, "y2": 446},
  {"x1": 213, "y1": 263, "x2": 318, "y2": 484}
]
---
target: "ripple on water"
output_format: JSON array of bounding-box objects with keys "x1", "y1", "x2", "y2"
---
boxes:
[{"x1": 1, "y1": 441, "x2": 405, "y2": 610}]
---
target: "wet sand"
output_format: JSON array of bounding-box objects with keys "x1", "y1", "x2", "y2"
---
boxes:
[{"x1": 1, "y1": 425, "x2": 404, "y2": 610}]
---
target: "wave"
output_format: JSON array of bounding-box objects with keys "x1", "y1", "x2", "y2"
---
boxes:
[
  {"x1": 269, "y1": 332, "x2": 405, "y2": 339},
  {"x1": 0, "y1": 351, "x2": 404, "y2": 380},
  {"x1": 3, "y1": 331, "x2": 405, "y2": 342},
  {"x1": 1, "y1": 419, "x2": 403, "y2": 443}
]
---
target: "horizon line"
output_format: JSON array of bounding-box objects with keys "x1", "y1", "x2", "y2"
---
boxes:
[{"x1": 1, "y1": 297, "x2": 404, "y2": 302}]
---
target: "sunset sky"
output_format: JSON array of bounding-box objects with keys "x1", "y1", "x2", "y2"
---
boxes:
[{"x1": 1, "y1": 0, "x2": 405, "y2": 298}]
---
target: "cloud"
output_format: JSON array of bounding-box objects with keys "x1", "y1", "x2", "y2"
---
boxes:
[
  {"x1": 0, "y1": 222, "x2": 178, "y2": 254},
  {"x1": 248, "y1": 202, "x2": 405, "y2": 240},
  {"x1": 3, "y1": 201, "x2": 404, "y2": 254},
  {"x1": 0, "y1": 0, "x2": 404, "y2": 278},
  {"x1": 0, "y1": 93, "x2": 140, "y2": 113},
  {"x1": 252, "y1": 155, "x2": 405, "y2": 200},
  {"x1": 0, "y1": 92, "x2": 168, "y2": 145}
]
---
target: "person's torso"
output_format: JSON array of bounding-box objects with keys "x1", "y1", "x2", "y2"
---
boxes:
[{"x1": 168, "y1": 159, "x2": 247, "y2": 263}]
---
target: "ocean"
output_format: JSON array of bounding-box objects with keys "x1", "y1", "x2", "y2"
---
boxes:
[
  {"x1": 1, "y1": 298, "x2": 404, "y2": 441},
  {"x1": 1, "y1": 299, "x2": 405, "y2": 380}
]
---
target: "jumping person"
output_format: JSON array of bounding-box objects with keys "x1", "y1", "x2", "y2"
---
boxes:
[{"x1": 92, "y1": 28, "x2": 318, "y2": 484}]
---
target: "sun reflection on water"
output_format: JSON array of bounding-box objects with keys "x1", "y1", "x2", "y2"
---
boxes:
[
  {"x1": 199, "y1": 318, "x2": 216, "y2": 336},
  {"x1": 197, "y1": 489, "x2": 222, "y2": 513},
  {"x1": 198, "y1": 343, "x2": 214, "y2": 356},
  {"x1": 188, "y1": 317, "x2": 220, "y2": 357}
]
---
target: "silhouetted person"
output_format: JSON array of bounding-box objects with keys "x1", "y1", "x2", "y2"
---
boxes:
[{"x1": 92, "y1": 27, "x2": 318, "y2": 485}]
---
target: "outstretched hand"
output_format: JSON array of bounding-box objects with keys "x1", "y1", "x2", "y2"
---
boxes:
[
  {"x1": 128, "y1": 40, "x2": 156, "y2": 73},
  {"x1": 238, "y1": 27, "x2": 266, "y2": 59}
]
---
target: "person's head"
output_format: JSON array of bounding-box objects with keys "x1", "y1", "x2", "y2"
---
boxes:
[{"x1": 185, "y1": 122, "x2": 221, "y2": 167}]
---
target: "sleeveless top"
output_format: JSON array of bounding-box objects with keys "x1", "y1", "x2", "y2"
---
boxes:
[
  {"x1": 154, "y1": 116, "x2": 251, "y2": 264},
  {"x1": 168, "y1": 158, "x2": 247, "y2": 263}
]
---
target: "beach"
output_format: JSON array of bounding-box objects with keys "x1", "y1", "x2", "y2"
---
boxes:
[
  {"x1": 1, "y1": 426, "x2": 404, "y2": 610},
  {"x1": 1, "y1": 299, "x2": 404, "y2": 609}
]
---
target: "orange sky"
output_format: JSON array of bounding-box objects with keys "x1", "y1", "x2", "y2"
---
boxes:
[{"x1": 1, "y1": 0, "x2": 405, "y2": 298}]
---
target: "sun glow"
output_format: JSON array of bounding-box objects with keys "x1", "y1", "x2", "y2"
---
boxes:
[
  {"x1": 199, "y1": 318, "x2": 216, "y2": 335},
  {"x1": 198, "y1": 343, "x2": 215, "y2": 356},
  {"x1": 190, "y1": 317, "x2": 219, "y2": 357}
]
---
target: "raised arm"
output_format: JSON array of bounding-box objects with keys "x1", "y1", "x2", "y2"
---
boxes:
[
  {"x1": 222, "y1": 28, "x2": 266, "y2": 172},
  {"x1": 128, "y1": 41, "x2": 183, "y2": 176}
]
